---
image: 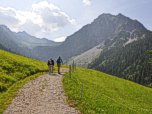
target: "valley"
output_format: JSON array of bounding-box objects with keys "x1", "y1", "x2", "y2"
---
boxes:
[
  {"x1": 0, "y1": 12, "x2": 152, "y2": 114},
  {"x1": 1, "y1": 13, "x2": 152, "y2": 87}
]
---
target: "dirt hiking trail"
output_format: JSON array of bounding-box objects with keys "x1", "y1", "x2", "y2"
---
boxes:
[{"x1": 3, "y1": 68, "x2": 80, "y2": 114}]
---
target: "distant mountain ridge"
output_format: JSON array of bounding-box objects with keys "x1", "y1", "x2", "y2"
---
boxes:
[
  {"x1": 0, "y1": 25, "x2": 62, "y2": 49},
  {"x1": 0, "y1": 13, "x2": 149, "y2": 62},
  {"x1": 0, "y1": 25, "x2": 30, "y2": 56},
  {"x1": 30, "y1": 13, "x2": 147, "y2": 62},
  {"x1": 14, "y1": 31, "x2": 62, "y2": 49}
]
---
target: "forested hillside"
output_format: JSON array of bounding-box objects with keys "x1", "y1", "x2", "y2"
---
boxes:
[
  {"x1": 0, "y1": 43, "x2": 14, "y2": 53},
  {"x1": 88, "y1": 29, "x2": 152, "y2": 87}
]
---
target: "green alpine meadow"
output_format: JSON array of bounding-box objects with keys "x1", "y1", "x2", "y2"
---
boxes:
[
  {"x1": 62, "y1": 67, "x2": 152, "y2": 114},
  {"x1": 0, "y1": 3, "x2": 152, "y2": 113},
  {"x1": 0, "y1": 49, "x2": 57, "y2": 113}
]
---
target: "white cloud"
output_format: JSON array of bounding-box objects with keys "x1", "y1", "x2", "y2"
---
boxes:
[
  {"x1": 0, "y1": 1, "x2": 76, "y2": 37},
  {"x1": 82, "y1": 0, "x2": 91, "y2": 6},
  {"x1": 0, "y1": 7, "x2": 20, "y2": 29},
  {"x1": 53, "y1": 36, "x2": 67, "y2": 42},
  {"x1": 31, "y1": 1, "x2": 76, "y2": 33}
]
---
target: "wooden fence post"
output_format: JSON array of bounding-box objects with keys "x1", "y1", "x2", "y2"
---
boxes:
[
  {"x1": 69, "y1": 65, "x2": 71, "y2": 79},
  {"x1": 81, "y1": 80, "x2": 83, "y2": 100},
  {"x1": 72, "y1": 60, "x2": 74, "y2": 72}
]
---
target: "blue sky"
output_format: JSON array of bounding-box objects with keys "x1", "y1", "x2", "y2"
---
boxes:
[{"x1": 0, "y1": 0, "x2": 152, "y2": 42}]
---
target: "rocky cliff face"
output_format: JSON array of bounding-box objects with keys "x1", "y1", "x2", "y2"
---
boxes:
[{"x1": 31, "y1": 13, "x2": 147, "y2": 62}]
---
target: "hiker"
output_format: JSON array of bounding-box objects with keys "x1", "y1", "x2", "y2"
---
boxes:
[
  {"x1": 47, "y1": 58, "x2": 54, "y2": 74},
  {"x1": 56, "y1": 56, "x2": 63, "y2": 74}
]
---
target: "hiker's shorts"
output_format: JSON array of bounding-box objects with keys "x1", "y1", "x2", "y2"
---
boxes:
[
  {"x1": 57, "y1": 64, "x2": 60, "y2": 67},
  {"x1": 49, "y1": 65, "x2": 53, "y2": 74}
]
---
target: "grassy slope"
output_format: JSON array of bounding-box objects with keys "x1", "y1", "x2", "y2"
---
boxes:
[
  {"x1": 1, "y1": 49, "x2": 151, "y2": 113},
  {"x1": 0, "y1": 49, "x2": 57, "y2": 113},
  {"x1": 62, "y1": 67, "x2": 152, "y2": 114}
]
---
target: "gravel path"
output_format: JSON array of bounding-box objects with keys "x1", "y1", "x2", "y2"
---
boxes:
[{"x1": 3, "y1": 68, "x2": 79, "y2": 114}]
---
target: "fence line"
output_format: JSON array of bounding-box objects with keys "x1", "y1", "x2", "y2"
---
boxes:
[{"x1": 66, "y1": 61, "x2": 148, "y2": 113}]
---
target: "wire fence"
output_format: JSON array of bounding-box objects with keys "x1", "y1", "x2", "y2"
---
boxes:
[{"x1": 66, "y1": 60, "x2": 150, "y2": 114}]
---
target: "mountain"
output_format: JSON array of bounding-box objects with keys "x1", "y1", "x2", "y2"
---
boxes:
[
  {"x1": 0, "y1": 25, "x2": 62, "y2": 49},
  {"x1": 31, "y1": 13, "x2": 146, "y2": 62},
  {"x1": 88, "y1": 29, "x2": 152, "y2": 86},
  {"x1": 0, "y1": 25, "x2": 31, "y2": 56},
  {"x1": 14, "y1": 31, "x2": 62, "y2": 49},
  {"x1": 0, "y1": 25, "x2": 62, "y2": 60}
]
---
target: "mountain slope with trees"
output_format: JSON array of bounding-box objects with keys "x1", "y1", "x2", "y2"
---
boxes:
[
  {"x1": 88, "y1": 29, "x2": 152, "y2": 87},
  {"x1": 0, "y1": 43, "x2": 13, "y2": 53}
]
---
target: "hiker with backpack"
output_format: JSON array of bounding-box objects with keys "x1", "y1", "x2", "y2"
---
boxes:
[
  {"x1": 56, "y1": 56, "x2": 63, "y2": 74},
  {"x1": 47, "y1": 58, "x2": 54, "y2": 74}
]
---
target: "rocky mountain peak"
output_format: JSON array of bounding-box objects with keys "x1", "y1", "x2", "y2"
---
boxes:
[
  {"x1": 17, "y1": 31, "x2": 28, "y2": 35},
  {"x1": 0, "y1": 25, "x2": 11, "y2": 32},
  {"x1": 117, "y1": 13, "x2": 124, "y2": 16}
]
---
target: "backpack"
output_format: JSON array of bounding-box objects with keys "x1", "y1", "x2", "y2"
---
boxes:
[
  {"x1": 57, "y1": 58, "x2": 60, "y2": 63},
  {"x1": 50, "y1": 60, "x2": 53, "y2": 65}
]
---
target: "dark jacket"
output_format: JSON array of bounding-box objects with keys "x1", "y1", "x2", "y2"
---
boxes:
[{"x1": 47, "y1": 59, "x2": 54, "y2": 66}]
